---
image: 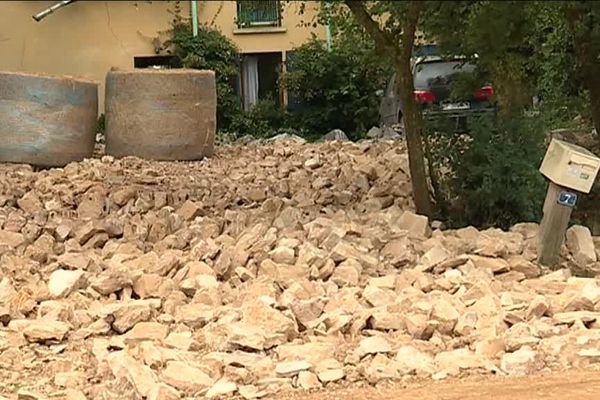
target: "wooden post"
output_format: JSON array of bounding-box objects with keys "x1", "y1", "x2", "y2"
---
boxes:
[{"x1": 537, "y1": 182, "x2": 576, "y2": 267}]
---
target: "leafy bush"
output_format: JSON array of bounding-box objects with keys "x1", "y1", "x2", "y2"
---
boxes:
[
  {"x1": 227, "y1": 98, "x2": 289, "y2": 139},
  {"x1": 167, "y1": 22, "x2": 241, "y2": 130},
  {"x1": 527, "y1": 2, "x2": 591, "y2": 130},
  {"x1": 96, "y1": 113, "x2": 105, "y2": 134},
  {"x1": 426, "y1": 114, "x2": 547, "y2": 229},
  {"x1": 283, "y1": 35, "x2": 392, "y2": 140}
]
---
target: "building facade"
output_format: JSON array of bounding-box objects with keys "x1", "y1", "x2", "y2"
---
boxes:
[{"x1": 0, "y1": 1, "x2": 325, "y2": 110}]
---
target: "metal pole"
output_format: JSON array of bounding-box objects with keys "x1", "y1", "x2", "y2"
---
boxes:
[
  {"x1": 32, "y1": 0, "x2": 76, "y2": 22},
  {"x1": 191, "y1": 0, "x2": 199, "y2": 37}
]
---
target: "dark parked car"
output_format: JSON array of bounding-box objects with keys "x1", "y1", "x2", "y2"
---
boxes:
[{"x1": 379, "y1": 56, "x2": 496, "y2": 130}]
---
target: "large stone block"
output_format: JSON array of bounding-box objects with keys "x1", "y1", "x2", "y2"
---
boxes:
[
  {"x1": 0, "y1": 71, "x2": 98, "y2": 167},
  {"x1": 105, "y1": 69, "x2": 216, "y2": 160}
]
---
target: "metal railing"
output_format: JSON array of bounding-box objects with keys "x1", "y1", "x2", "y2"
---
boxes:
[
  {"x1": 236, "y1": 0, "x2": 281, "y2": 28},
  {"x1": 32, "y1": 0, "x2": 76, "y2": 22}
]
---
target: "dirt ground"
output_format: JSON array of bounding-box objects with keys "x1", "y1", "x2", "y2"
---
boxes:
[{"x1": 280, "y1": 370, "x2": 600, "y2": 400}]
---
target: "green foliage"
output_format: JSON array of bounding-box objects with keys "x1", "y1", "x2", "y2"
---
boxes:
[
  {"x1": 524, "y1": 2, "x2": 590, "y2": 130},
  {"x1": 290, "y1": 0, "x2": 599, "y2": 229},
  {"x1": 227, "y1": 98, "x2": 289, "y2": 139},
  {"x1": 283, "y1": 34, "x2": 392, "y2": 140},
  {"x1": 167, "y1": 22, "x2": 241, "y2": 129},
  {"x1": 423, "y1": 1, "x2": 597, "y2": 127},
  {"x1": 530, "y1": 4, "x2": 578, "y2": 103},
  {"x1": 426, "y1": 114, "x2": 547, "y2": 229},
  {"x1": 424, "y1": 2, "x2": 537, "y2": 115},
  {"x1": 96, "y1": 113, "x2": 105, "y2": 134}
]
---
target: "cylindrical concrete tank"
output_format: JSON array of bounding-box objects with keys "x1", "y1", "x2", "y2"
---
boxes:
[
  {"x1": 0, "y1": 71, "x2": 98, "y2": 167},
  {"x1": 105, "y1": 69, "x2": 216, "y2": 160}
]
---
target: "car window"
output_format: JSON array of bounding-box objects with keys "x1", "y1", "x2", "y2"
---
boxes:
[{"x1": 413, "y1": 61, "x2": 475, "y2": 89}]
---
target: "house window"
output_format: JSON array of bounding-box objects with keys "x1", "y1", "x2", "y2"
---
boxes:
[
  {"x1": 240, "y1": 52, "x2": 283, "y2": 111},
  {"x1": 236, "y1": 0, "x2": 281, "y2": 28}
]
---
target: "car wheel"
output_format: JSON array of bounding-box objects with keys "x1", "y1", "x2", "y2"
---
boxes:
[{"x1": 392, "y1": 113, "x2": 404, "y2": 134}]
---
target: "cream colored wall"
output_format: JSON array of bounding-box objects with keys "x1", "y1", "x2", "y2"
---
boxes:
[
  {"x1": 0, "y1": 1, "x2": 324, "y2": 111},
  {"x1": 0, "y1": 1, "x2": 184, "y2": 111},
  {"x1": 198, "y1": 1, "x2": 325, "y2": 53}
]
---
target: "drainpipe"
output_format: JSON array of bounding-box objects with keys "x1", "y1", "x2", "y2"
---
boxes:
[
  {"x1": 32, "y1": 0, "x2": 76, "y2": 22},
  {"x1": 325, "y1": 2, "x2": 332, "y2": 51},
  {"x1": 191, "y1": 0, "x2": 199, "y2": 37}
]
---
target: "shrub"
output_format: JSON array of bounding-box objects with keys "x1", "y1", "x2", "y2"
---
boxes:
[
  {"x1": 96, "y1": 113, "x2": 105, "y2": 134},
  {"x1": 167, "y1": 22, "x2": 242, "y2": 130},
  {"x1": 283, "y1": 35, "x2": 392, "y2": 140},
  {"x1": 426, "y1": 114, "x2": 547, "y2": 229},
  {"x1": 227, "y1": 98, "x2": 289, "y2": 139}
]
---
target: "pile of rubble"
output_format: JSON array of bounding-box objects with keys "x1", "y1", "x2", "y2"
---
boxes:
[{"x1": 0, "y1": 139, "x2": 599, "y2": 400}]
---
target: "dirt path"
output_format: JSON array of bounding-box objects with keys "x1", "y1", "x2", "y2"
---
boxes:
[{"x1": 280, "y1": 370, "x2": 600, "y2": 400}]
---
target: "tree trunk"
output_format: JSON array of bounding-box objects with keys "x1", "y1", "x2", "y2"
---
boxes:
[
  {"x1": 398, "y1": 2, "x2": 433, "y2": 217},
  {"x1": 396, "y1": 59, "x2": 433, "y2": 217},
  {"x1": 343, "y1": 0, "x2": 433, "y2": 216}
]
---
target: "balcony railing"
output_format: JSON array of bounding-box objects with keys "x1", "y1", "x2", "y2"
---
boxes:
[{"x1": 236, "y1": 0, "x2": 281, "y2": 28}]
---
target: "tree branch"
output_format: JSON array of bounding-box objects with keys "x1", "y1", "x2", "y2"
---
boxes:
[
  {"x1": 400, "y1": 1, "x2": 421, "y2": 61},
  {"x1": 344, "y1": 1, "x2": 397, "y2": 54}
]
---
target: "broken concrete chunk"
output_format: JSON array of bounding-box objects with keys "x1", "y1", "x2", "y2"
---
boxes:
[
  {"x1": 526, "y1": 296, "x2": 549, "y2": 320},
  {"x1": 17, "y1": 191, "x2": 43, "y2": 214},
  {"x1": 500, "y1": 346, "x2": 544, "y2": 376},
  {"x1": 362, "y1": 285, "x2": 396, "y2": 307},
  {"x1": 397, "y1": 211, "x2": 431, "y2": 238},
  {"x1": 177, "y1": 200, "x2": 202, "y2": 221},
  {"x1": 357, "y1": 335, "x2": 392, "y2": 358},
  {"x1": 298, "y1": 371, "x2": 322, "y2": 389},
  {"x1": 269, "y1": 246, "x2": 296, "y2": 264},
  {"x1": 0, "y1": 230, "x2": 25, "y2": 248},
  {"x1": 106, "y1": 350, "x2": 158, "y2": 398},
  {"x1": 330, "y1": 258, "x2": 362, "y2": 287},
  {"x1": 508, "y1": 256, "x2": 541, "y2": 278},
  {"x1": 112, "y1": 187, "x2": 138, "y2": 207},
  {"x1": 470, "y1": 255, "x2": 510, "y2": 274},
  {"x1": 317, "y1": 368, "x2": 344, "y2": 383},
  {"x1": 566, "y1": 225, "x2": 597, "y2": 270},
  {"x1": 395, "y1": 346, "x2": 434, "y2": 375},
  {"x1": 13, "y1": 319, "x2": 71, "y2": 343},
  {"x1": 124, "y1": 322, "x2": 169, "y2": 342},
  {"x1": 206, "y1": 380, "x2": 237, "y2": 398},
  {"x1": 147, "y1": 384, "x2": 180, "y2": 400},
  {"x1": 431, "y1": 299, "x2": 460, "y2": 334},
  {"x1": 275, "y1": 361, "x2": 312, "y2": 377},
  {"x1": 161, "y1": 361, "x2": 215, "y2": 393},
  {"x1": 100, "y1": 300, "x2": 156, "y2": 334},
  {"x1": 48, "y1": 269, "x2": 86, "y2": 298}
]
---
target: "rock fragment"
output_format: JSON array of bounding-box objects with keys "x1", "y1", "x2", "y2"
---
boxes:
[
  {"x1": 500, "y1": 346, "x2": 544, "y2": 376},
  {"x1": 13, "y1": 320, "x2": 71, "y2": 343},
  {"x1": 161, "y1": 361, "x2": 215, "y2": 393},
  {"x1": 48, "y1": 269, "x2": 86, "y2": 298}
]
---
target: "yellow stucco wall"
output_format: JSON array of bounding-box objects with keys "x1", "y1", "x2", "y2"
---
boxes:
[
  {"x1": 0, "y1": 1, "x2": 182, "y2": 110},
  {"x1": 0, "y1": 1, "x2": 324, "y2": 110},
  {"x1": 198, "y1": 1, "x2": 324, "y2": 53}
]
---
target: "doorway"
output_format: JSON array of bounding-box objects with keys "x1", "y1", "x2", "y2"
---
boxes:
[{"x1": 240, "y1": 52, "x2": 282, "y2": 111}]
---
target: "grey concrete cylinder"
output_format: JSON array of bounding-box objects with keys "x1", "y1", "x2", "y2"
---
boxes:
[
  {"x1": 0, "y1": 71, "x2": 98, "y2": 167},
  {"x1": 105, "y1": 69, "x2": 216, "y2": 160}
]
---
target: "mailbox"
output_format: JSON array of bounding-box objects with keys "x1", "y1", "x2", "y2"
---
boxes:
[{"x1": 539, "y1": 139, "x2": 600, "y2": 193}]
